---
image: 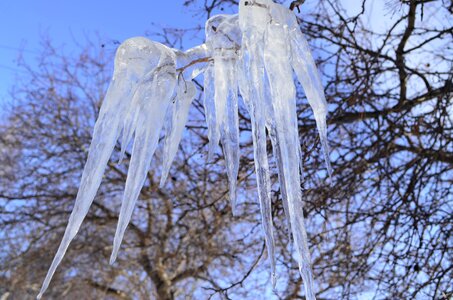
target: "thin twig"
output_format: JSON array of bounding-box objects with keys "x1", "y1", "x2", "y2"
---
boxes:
[
  {"x1": 176, "y1": 56, "x2": 213, "y2": 74},
  {"x1": 290, "y1": 0, "x2": 306, "y2": 12}
]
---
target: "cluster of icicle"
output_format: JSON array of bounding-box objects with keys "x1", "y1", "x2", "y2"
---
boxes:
[{"x1": 38, "y1": 1, "x2": 331, "y2": 299}]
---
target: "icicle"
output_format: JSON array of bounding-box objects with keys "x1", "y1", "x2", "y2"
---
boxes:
[
  {"x1": 37, "y1": 79, "x2": 126, "y2": 299},
  {"x1": 204, "y1": 16, "x2": 225, "y2": 159},
  {"x1": 204, "y1": 15, "x2": 242, "y2": 165},
  {"x1": 37, "y1": 37, "x2": 167, "y2": 299},
  {"x1": 203, "y1": 65, "x2": 219, "y2": 160},
  {"x1": 264, "y1": 1, "x2": 302, "y2": 289},
  {"x1": 157, "y1": 46, "x2": 210, "y2": 182},
  {"x1": 206, "y1": 14, "x2": 241, "y2": 214},
  {"x1": 286, "y1": 10, "x2": 332, "y2": 178},
  {"x1": 263, "y1": 76, "x2": 292, "y2": 237},
  {"x1": 264, "y1": 3, "x2": 316, "y2": 299},
  {"x1": 269, "y1": 128, "x2": 293, "y2": 237},
  {"x1": 119, "y1": 67, "x2": 157, "y2": 163},
  {"x1": 213, "y1": 58, "x2": 240, "y2": 214},
  {"x1": 160, "y1": 78, "x2": 197, "y2": 187},
  {"x1": 110, "y1": 51, "x2": 177, "y2": 264},
  {"x1": 239, "y1": 0, "x2": 277, "y2": 287},
  {"x1": 222, "y1": 59, "x2": 240, "y2": 215}
]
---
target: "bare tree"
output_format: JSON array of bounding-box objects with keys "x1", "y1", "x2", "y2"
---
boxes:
[{"x1": 1, "y1": 0, "x2": 452, "y2": 299}]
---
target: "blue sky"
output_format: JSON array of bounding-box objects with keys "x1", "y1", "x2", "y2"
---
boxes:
[
  {"x1": 0, "y1": 0, "x2": 388, "y2": 103},
  {"x1": 0, "y1": 0, "x2": 398, "y2": 105},
  {"x1": 0, "y1": 0, "x2": 210, "y2": 103},
  {"x1": 1, "y1": 0, "x2": 447, "y2": 109}
]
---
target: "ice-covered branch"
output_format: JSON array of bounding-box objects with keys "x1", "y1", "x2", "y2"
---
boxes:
[
  {"x1": 38, "y1": 1, "x2": 331, "y2": 299},
  {"x1": 176, "y1": 56, "x2": 212, "y2": 75}
]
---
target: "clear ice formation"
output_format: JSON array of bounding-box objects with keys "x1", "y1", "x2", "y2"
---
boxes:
[
  {"x1": 38, "y1": 2, "x2": 331, "y2": 300},
  {"x1": 205, "y1": 14, "x2": 242, "y2": 215}
]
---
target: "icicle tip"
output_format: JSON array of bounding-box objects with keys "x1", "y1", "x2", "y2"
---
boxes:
[
  {"x1": 271, "y1": 272, "x2": 277, "y2": 290},
  {"x1": 109, "y1": 253, "x2": 117, "y2": 265}
]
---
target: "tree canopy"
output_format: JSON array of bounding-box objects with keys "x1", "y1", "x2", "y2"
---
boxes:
[{"x1": 0, "y1": 0, "x2": 452, "y2": 299}]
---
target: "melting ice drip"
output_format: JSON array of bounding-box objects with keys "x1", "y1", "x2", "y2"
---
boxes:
[{"x1": 38, "y1": 1, "x2": 331, "y2": 299}]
